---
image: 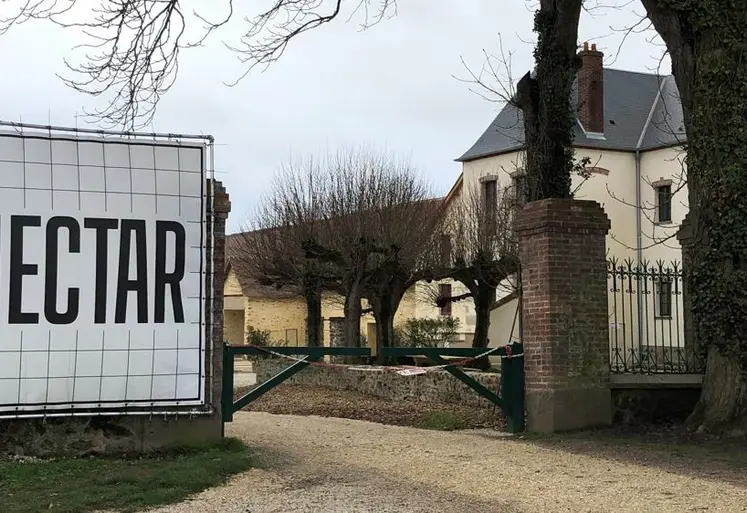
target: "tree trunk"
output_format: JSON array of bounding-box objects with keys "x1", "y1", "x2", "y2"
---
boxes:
[
  {"x1": 517, "y1": 0, "x2": 583, "y2": 200},
  {"x1": 369, "y1": 287, "x2": 406, "y2": 365},
  {"x1": 343, "y1": 280, "x2": 363, "y2": 363},
  {"x1": 467, "y1": 284, "x2": 495, "y2": 370},
  {"x1": 304, "y1": 289, "x2": 322, "y2": 347},
  {"x1": 641, "y1": 0, "x2": 747, "y2": 432},
  {"x1": 687, "y1": 346, "x2": 747, "y2": 435},
  {"x1": 343, "y1": 280, "x2": 363, "y2": 345},
  {"x1": 371, "y1": 298, "x2": 394, "y2": 365}
]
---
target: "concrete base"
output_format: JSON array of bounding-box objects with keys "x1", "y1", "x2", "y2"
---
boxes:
[
  {"x1": 0, "y1": 414, "x2": 223, "y2": 457},
  {"x1": 526, "y1": 388, "x2": 612, "y2": 433},
  {"x1": 139, "y1": 415, "x2": 223, "y2": 452}
]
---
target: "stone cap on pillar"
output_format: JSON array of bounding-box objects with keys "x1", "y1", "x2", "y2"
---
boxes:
[
  {"x1": 209, "y1": 179, "x2": 231, "y2": 217},
  {"x1": 514, "y1": 198, "x2": 610, "y2": 236},
  {"x1": 676, "y1": 212, "x2": 693, "y2": 247}
]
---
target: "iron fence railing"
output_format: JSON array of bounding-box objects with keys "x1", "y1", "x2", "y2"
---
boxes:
[{"x1": 607, "y1": 258, "x2": 704, "y2": 374}]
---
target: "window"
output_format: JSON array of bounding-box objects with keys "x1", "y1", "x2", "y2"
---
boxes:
[
  {"x1": 656, "y1": 184, "x2": 672, "y2": 223},
  {"x1": 482, "y1": 178, "x2": 498, "y2": 233},
  {"x1": 655, "y1": 277, "x2": 672, "y2": 318},
  {"x1": 483, "y1": 179, "x2": 497, "y2": 213},
  {"x1": 439, "y1": 283, "x2": 452, "y2": 317}
]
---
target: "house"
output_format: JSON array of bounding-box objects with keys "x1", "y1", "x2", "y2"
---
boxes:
[
  {"x1": 224, "y1": 43, "x2": 688, "y2": 355},
  {"x1": 451, "y1": 42, "x2": 688, "y2": 357},
  {"x1": 222, "y1": 232, "x2": 475, "y2": 347}
]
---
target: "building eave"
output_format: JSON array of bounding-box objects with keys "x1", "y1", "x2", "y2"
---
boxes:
[
  {"x1": 443, "y1": 174, "x2": 463, "y2": 207},
  {"x1": 455, "y1": 146, "x2": 524, "y2": 163}
]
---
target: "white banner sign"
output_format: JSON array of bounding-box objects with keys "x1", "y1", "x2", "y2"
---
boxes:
[{"x1": 0, "y1": 131, "x2": 207, "y2": 413}]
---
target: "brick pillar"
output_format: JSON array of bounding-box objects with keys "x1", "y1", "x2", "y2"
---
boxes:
[
  {"x1": 676, "y1": 213, "x2": 696, "y2": 359},
  {"x1": 207, "y1": 180, "x2": 231, "y2": 428},
  {"x1": 515, "y1": 199, "x2": 611, "y2": 432}
]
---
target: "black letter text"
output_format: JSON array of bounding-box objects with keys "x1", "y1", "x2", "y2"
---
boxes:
[
  {"x1": 8, "y1": 215, "x2": 41, "y2": 324},
  {"x1": 114, "y1": 219, "x2": 148, "y2": 323},
  {"x1": 154, "y1": 221, "x2": 186, "y2": 323},
  {"x1": 44, "y1": 216, "x2": 81, "y2": 324}
]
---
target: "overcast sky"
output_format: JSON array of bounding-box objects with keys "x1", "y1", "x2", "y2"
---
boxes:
[{"x1": 0, "y1": 1, "x2": 666, "y2": 232}]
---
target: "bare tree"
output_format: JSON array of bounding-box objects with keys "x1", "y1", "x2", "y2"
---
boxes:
[
  {"x1": 300, "y1": 150, "x2": 442, "y2": 362},
  {"x1": 302, "y1": 149, "x2": 415, "y2": 353},
  {"x1": 459, "y1": 1, "x2": 585, "y2": 202},
  {"x1": 361, "y1": 195, "x2": 443, "y2": 363},
  {"x1": 230, "y1": 161, "x2": 335, "y2": 347},
  {"x1": 423, "y1": 180, "x2": 520, "y2": 368}
]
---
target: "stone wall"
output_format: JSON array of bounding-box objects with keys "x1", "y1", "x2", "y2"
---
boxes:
[
  {"x1": 0, "y1": 180, "x2": 230, "y2": 456},
  {"x1": 612, "y1": 388, "x2": 701, "y2": 425},
  {"x1": 253, "y1": 360, "x2": 502, "y2": 409}
]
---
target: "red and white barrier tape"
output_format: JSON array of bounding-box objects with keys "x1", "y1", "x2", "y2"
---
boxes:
[{"x1": 244, "y1": 344, "x2": 523, "y2": 376}]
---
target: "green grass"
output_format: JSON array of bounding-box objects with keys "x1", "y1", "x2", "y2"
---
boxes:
[
  {"x1": 415, "y1": 411, "x2": 469, "y2": 431},
  {"x1": 0, "y1": 437, "x2": 253, "y2": 513}
]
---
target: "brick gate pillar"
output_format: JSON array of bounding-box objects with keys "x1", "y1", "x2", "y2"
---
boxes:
[
  {"x1": 515, "y1": 199, "x2": 611, "y2": 432},
  {"x1": 208, "y1": 180, "x2": 231, "y2": 432}
]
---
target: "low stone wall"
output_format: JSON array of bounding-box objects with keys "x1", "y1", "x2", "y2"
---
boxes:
[
  {"x1": 612, "y1": 388, "x2": 701, "y2": 424},
  {"x1": 253, "y1": 359, "x2": 502, "y2": 409}
]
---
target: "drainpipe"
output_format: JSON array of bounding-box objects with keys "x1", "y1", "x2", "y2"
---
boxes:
[
  {"x1": 633, "y1": 76, "x2": 666, "y2": 352},
  {"x1": 635, "y1": 150, "x2": 644, "y2": 351}
]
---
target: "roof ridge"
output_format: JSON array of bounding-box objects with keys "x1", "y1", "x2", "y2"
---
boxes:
[
  {"x1": 636, "y1": 75, "x2": 669, "y2": 150},
  {"x1": 603, "y1": 67, "x2": 672, "y2": 78}
]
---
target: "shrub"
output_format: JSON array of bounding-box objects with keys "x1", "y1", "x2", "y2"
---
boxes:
[
  {"x1": 396, "y1": 317, "x2": 461, "y2": 348},
  {"x1": 246, "y1": 326, "x2": 272, "y2": 347},
  {"x1": 245, "y1": 326, "x2": 287, "y2": 360}
]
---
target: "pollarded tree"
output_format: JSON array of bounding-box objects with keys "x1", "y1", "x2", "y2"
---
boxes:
[
  {"x1": 424, "y1": 181, "x2": 520, "y2": 369},
  {"x1": 359, "y1": 192, "x2": 444, "y2": 361},
  {"x1": 230, "y1": 163, "x2": 336, "y2": 347},
  {"x1": 302, "y1": 150, "x2": 422, "y2": 351},
  {"x1": 301, "y1": 150, "x2": 443, "y2": 360},
  {"x1": 640, "y1": 0, "x2": 747, "y2": 433},
  {"x1": 11, "y1": 0, "x2": 596, "y2": 370}
]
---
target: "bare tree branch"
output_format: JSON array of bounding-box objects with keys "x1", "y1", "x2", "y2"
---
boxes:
[
  {"x1": 1, "y1": 0, "x2": 396, "y2": 127},
  {"x1": 1, "y1": 1, "x2": 235, "y2": 128}
]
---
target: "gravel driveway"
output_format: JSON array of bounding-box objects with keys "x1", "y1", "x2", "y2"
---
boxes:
[{"x1": 148, "y1": 411, "x2": 747, "y2": 513}]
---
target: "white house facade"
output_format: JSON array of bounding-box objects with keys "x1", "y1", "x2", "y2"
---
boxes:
[{"x1": 433, "y1": 43, "x2": 689, "y2": 367}]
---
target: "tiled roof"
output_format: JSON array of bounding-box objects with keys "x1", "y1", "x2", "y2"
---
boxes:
[{"x1": 457, "y1": 69, "x2": 686, "y2": 162}]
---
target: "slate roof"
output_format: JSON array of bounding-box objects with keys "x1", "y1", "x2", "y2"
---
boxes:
[
  {"x1": 457, "y1": 69, "x2": 686, "y2": 162},
  {"x1": 224, "y1": 197, "x2": 446, "y2": 299},
  {"x1": 225, "y1": 232, "x2": 299, "y2": 300}
]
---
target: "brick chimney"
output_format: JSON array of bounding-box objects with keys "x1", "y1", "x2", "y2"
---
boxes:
[{"x1": 578, "y1": 42, "x2": 604, "y2": 134}]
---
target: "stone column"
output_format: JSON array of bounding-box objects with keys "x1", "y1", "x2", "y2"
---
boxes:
[
  {"x1": 205, "y1": 180, "x2": 231, "y2": 433},
  {"x1": 676, "y1": 213, "x2": 697, "y2": 361},
  {"x1": 515, "y1": 199, "x2": 611, "y2": 432}
]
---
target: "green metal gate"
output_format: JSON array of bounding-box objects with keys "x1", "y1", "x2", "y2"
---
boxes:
[{"x1": 222, "y1": 343, "x2": 525, "y2": 433}]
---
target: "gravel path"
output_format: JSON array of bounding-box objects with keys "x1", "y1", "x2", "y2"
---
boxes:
[{"x1": 148, "y1": 412, "x2": 747, "y2": 513}]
